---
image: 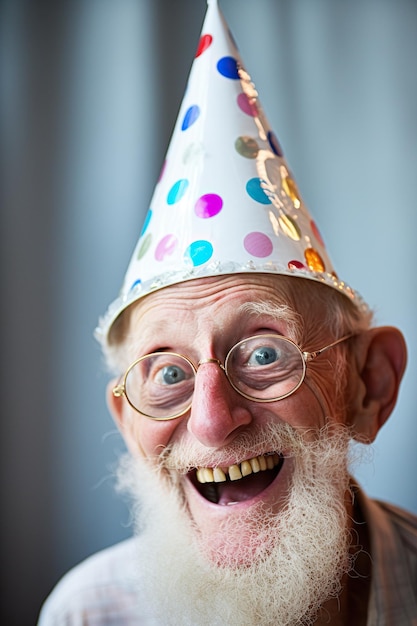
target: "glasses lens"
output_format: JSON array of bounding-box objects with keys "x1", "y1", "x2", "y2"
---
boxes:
[
  {"x1": 226, "y1": 335, "x2": 305, "y2": 401},
  {"x1": 125, "y1": 353, "x2": 195, "y2": 419}
]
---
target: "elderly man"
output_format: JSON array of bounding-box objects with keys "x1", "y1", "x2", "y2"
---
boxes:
[{"x1": 39, "y1": 1, "x2": 416, "y2": 624}]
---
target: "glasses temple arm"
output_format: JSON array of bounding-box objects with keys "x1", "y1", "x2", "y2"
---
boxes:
[{"x1": 302, "y1": 332, "x2": 356, "y2": 363}]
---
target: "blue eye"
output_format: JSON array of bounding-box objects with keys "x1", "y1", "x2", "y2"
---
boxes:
[
  {"x1": 249, "y1": 346, "x2": 280, "y2": 366},
  {"x1": 161, "y1": 365, "x2": 186, "y2": 385}
]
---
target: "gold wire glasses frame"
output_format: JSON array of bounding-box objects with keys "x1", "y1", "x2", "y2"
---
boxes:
[{"x1": 113, "y1": 333, "x2": 356, "y2": 421}]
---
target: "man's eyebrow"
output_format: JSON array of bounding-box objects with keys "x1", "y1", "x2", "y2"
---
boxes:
[{"x1": 238, "y1": 301, "x2": 303, "y2": 340}]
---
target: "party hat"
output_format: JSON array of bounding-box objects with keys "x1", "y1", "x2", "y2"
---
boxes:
[{"x1": 97, "y1": 0, "x2": 366, "y2": 347}]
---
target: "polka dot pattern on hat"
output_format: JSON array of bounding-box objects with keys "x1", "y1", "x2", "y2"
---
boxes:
[
  {"x1": 237, "y1": 92, "x2": 259, "y2": 117},
  {"x1": 196, "y1": 34, "x2": 213, "y2": 58},
  {"x1": 181, "y1": 105, "x2": 200, "y2": 131},
  {"x1": 98, "y1": 0, "x2": 364, "y2": 348},
  {"x1": 195, "y1": 193, "x2": 223, "y2": 218},
  {"x1": 186, "y1": 240, "x2": 214, "y2": 266},
  {"x1": 167, "y1": 179, "x2": 189, "y2": 204},
  {"x1": 130, "y1": 3, "x2": 335, "y2": 294},
  {"x1": 130, "y1": 11, "x2": 335, "y2": 293},
  {"x1": 217, "y1": 56, "x2": 240, "y2": 79}
]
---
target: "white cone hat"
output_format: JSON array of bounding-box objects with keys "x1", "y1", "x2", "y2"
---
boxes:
[{"x1": 97, "y1": 0, "x2": 366, "y2": 347}]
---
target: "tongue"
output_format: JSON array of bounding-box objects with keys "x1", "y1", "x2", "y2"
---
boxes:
[{"x1": 217, "y1": 470, "x2": 276, "y2": 505}]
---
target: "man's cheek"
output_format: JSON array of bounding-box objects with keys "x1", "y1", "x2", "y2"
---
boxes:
[{"x1": 130, "y1": 420, "x2": 176, "y2": 458}]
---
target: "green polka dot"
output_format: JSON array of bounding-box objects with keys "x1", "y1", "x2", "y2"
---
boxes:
[
  {"x1": 235, "y1": 136, "x2": 259, "y2": 158},
  {"x1": 137, "y1": 233, "x2": 152, "y2": 259}
]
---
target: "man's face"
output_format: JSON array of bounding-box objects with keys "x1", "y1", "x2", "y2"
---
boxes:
[
  {"x1": 108, "y1": 274, "x2": 406, "y2": 623},
  {"x1": 115, "y1": 275, "x2": 352, "y2": 560}
]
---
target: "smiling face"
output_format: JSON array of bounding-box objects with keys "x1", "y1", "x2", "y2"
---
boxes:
[
  {"x1": 110, "y1": 276, "x2": 357, "y2": 553},
  {"x1": 106, "y1": 274, "x2": 406, "y2": 624}
]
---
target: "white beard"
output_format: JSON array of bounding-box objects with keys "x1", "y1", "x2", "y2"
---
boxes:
[{"x1": 116, "y1": 423, "x2": 355, "y2": 626}]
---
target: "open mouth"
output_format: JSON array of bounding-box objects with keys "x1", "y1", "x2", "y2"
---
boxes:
[{"x1": 189, "y1": 453, "x2": 284, "y2": 505}]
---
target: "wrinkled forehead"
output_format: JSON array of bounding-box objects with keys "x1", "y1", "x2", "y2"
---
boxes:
[
  {"x1": 132, "y1": 274, "x2": 301, "y2": 316},
  {"x1": 122, "y1": 274, "x2": 336, "y2": 344},
  {"x1": 109, "y1": 274, "x2": 350, "y2": 348},
  {"x1": 119, "y1": 275, "x2": 299, "y2": 359}
]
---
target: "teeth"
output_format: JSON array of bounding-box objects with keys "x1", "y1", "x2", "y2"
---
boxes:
[
  {"x1": 266, "y1": 455, "x2": 275, "y2": 470},
  {"x1": 196, "y1": 453, "x2": 282, "y2": 484},
  {"x1": 229, "y1": 465, "x2": 242, "y2": 481},
  {"x1": 204, "y1": 468, "x2": 214, "y2": 482},
  {"x1": 241, "y1": 460, "x2": 252, "y2": 477},
  {"x1": 213, "y1": 467, "x2": 227, "y2": 482},
  {"x1": 258, "y1": 455, "x2": 267, "y2": 471}
]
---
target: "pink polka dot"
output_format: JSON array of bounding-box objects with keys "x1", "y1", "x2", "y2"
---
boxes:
[
  {"x1": 310, "y1": 220, "x2": 325, "y2": 247},
  {"x1": 195, "y1": 193, "x2": 223, "y2": 218},
  {"x1": 237, "y1": 93, "x2": 258, "y2": 117},
  {"x1": 155, "y1": 234, "x2": 178, "y2": 261},
  {"x1": 244, "y1": 232, "x2": 273, "y2": 258}
]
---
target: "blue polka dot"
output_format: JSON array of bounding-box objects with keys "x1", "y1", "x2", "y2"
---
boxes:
[
  {"x1": 246, "y1": 178, "x2": 271, "y2": 204},
  {"x1": 185, "y1": 240, "x2": 213, "y2": 266},
  {"x1": 167, "y1": 179, "x2": 189, "y2": 204},
  {"x1": 268, "y1": 131, "x2": 283, "y2": 157},
  {"x1": 182, "y1": 105, "x2": 200, "y2": 130},
  {"x1": 217, "y1": 56, "x2": 239, "y2": 79},
  {"x1": 129, "y1": 279, "x2": 141, "y2": 292},
  {"x1": 140, "y1": 209, "x2": 152, "y2": 236}
]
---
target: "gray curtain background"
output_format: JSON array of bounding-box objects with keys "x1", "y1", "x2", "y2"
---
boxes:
[{"x1": 1, "y1": 1, "x2": 416, "y2": 624}]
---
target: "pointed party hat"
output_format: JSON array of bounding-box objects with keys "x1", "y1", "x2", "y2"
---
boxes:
[{"x1": 97, "y1": 0, "x2": 366, "y2": 347}]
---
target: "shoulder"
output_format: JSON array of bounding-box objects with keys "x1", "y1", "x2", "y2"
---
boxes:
[
  {"x1": 355, "y1": 489, "x2": 417, "y2": 622},
  {"x1": 38, "y1": 538, "x2": 152, "y2": 625},
  {"x1": 374, "y1": 499, "x2": 417, "y2": 553},
  {"x1": 358, "y1": 486, "x2": 417, "y2": 551}
]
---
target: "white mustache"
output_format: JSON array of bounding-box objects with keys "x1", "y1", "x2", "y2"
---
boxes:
[{"x1": 157, "y1": 422, "x2": 342, "y2": 475}]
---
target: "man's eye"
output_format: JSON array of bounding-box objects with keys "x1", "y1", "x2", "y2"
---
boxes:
[
  {"x1": 248, "y1": 346, "x2": 280, "y2": 366},
  {"x1": 158, "y1": 365, "x2": 187, "y2": 385}
]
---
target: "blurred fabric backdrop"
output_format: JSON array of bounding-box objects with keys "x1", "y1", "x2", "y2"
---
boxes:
[{"x1": 1, "y1": 0, "x2": 416, "y2": 624}]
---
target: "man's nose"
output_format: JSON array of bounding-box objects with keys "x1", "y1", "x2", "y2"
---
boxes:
[{"x1": 187, "y1": 360, "x2": 253, "y2": 448}]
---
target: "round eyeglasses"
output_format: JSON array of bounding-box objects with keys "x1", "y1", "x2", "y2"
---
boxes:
[{"x1": 113, "y1": 333, "x2": 355, "y2": 420}]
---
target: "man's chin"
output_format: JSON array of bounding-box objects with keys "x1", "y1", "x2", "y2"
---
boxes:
[{"x1": 181, "y1": 456, "x2": 295, "y2": 567}]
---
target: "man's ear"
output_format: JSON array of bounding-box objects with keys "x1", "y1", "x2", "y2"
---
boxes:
[{"x1": 348, "y1": 326, "x2": 407, "y2": 443}]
